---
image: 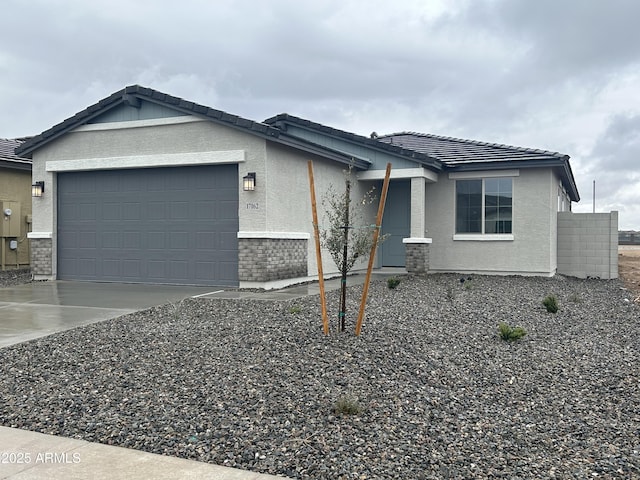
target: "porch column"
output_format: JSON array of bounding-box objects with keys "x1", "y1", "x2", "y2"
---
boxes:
[
  {"x1": 405, "y1": 177, "x2": 431, "y2": 273},
  {"x1": 410, "y1": 177, "x2": 426, "y2": 237}
]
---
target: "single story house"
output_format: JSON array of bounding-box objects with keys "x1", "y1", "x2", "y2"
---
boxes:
[
  {"x1": 619, "y1": 231, "x2": 640, "y2": 245},
  {"x1": 16, "y1": 85, "x2": 583, "y2": 287},
  {"x1": 0, "y1": 137, "x2": 32, "y2": 270}
]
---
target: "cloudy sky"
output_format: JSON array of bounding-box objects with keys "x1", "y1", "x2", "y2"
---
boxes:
[{"x1": 2, "y1": 0, "x2": 639, "y2": 229}]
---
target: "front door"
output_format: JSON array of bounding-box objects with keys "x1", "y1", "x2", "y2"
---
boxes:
[{"x1": 381, "y1": 180, "x2": 410, "y2": 266}]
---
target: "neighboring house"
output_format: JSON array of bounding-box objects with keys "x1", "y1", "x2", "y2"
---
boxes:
[
  {"x1": 16, "y1": 85, "x2": 592, "y2": 287},
  {"x1": 619, "y1": 231, "x2": 640, "y2": 245},
  {"x1": 0, "y1": 138, "x2": 32, "y2": 270}
]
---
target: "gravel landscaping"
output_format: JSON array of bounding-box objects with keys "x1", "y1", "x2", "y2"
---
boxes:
[
  {"x1": 1, "y1": 273, "x2": 639, "y2": 479},
  {"x1": 0, "y1": 268, "x2": 31, "y2": 288}
]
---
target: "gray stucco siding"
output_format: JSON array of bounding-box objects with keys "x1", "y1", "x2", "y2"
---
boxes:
[
  {"x1": 35, "y1": 118, "x2": 265, "y2": 162},
  {"x1": 425, "y1": 168, "x2": 557, "y2": 275},
  {"x1": 262, "y1": 142, "x2": 376, "y2": 277}
]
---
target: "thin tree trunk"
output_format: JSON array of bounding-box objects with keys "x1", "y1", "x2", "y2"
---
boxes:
[{"x1": 339, "y1": 178, "x2": 351, "y2": 331}]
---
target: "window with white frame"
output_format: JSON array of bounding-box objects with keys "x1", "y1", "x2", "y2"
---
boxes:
[{"x1": 455, "y1": 177, "x2": 513, "y2": 234}]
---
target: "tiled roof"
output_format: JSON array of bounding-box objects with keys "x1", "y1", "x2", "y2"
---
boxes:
[
  {"x1": 15, "y1": 85, "x2": 282, "y2": 158},
  {"x1": 12, "y1": 85, "x2": 579, "y2": 199},
  {"x1": 377, "y1": 132, "x2": 569, "y2": 165},
  {"x1": 0, "y1": 138, "x2": 31, "y2": 170},
  {"x1": 14, "y1": 86, "x2": 367, "y2": 168},
  {"x1": 0, "y1": 138, "x2": 24, "y2": 159},
  {"x1": 378, "y1": 132, "x2": 579, "y2": 201},
  {"x1": 264, "y1": 114, "x2": 442, "y2": 171}
]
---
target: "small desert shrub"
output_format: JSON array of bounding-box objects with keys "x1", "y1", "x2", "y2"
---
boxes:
[
  {"x1": 387, "y1": 277, "x2": 401, "y2": 289},
  {"x1": 543, "y1": 294, "x2": 559, "y2": 313},
  {"x1": 288, "y1": 305, "x2": 302, "y2": 314},
  {"x1": 498, "y1": 322, "x2": 527, "y2": 341},
  {"x1": 460, "y1": 276, "x2": 473, "y2": 290},
  {"x1": 568, "y1": 293, "x2": 583, "y2": 303},
  {"x1": 334, "y1": 395, "x2": 363, "y2": 415}
]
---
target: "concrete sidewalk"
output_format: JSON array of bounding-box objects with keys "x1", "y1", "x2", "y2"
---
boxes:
[{"x1": 0, "y1": 426, "x2": 286, "y2": 479}]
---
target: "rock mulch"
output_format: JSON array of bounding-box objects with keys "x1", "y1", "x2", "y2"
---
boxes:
[
  {"x1": 0, "y1": 268, "x2": 31, "y2": 288},
  {"x1": 1, "y1": 274, "x2": 639, "y2": 479}
]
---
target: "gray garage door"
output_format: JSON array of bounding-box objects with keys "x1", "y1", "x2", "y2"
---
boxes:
[{"x1": 57, "y1": 165, "x2": 239, "y2": 286}]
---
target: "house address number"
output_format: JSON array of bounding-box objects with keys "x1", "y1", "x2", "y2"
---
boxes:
[{"x1": 246, "y1": 203, "x2": 259, "y2": 210}]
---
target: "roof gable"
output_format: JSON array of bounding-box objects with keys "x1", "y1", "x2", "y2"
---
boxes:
[
  {"x1": 88, "y1": 99, "x2": 188, "y2": 124},
  {"x1": 16, "y1": 85, "x2": 282, "y2": 158}
]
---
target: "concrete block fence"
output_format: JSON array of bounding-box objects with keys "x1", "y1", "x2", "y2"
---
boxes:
[{"x1": 557, "y1": 211, "x2": 618, "y2": 279}]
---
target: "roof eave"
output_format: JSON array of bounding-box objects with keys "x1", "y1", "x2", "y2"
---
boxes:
[
  {"x1": 15, "y1": 90, "x2": 127, "y2": 158},
  {"x1": 266, "y1": 114, "x2": 443, "y2": 172},
  {"x1": 0, "y1": 159, "x2": 32, "y2": 171}
]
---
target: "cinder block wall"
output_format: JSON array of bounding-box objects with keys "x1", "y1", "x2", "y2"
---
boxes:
[{"x1": 557, "y1": 211, "x2": 618, "y2": 279}]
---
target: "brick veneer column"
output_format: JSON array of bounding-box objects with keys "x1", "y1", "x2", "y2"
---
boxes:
[
  {"x1": 30, "y1": 238, "x2": 53, "y2": 276},
  {"x1": 403, "y1": 237, "x2": 432, "y2": 274}
]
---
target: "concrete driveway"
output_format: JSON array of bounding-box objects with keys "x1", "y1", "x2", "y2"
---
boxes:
[
  {"x1": 0, "y1": 270, "x2": 405, "y2": 348},
  {"x1": 0, "y1": 281, "x2": 219, "y2": 348}
]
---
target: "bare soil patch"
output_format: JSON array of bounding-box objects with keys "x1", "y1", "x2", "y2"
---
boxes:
[{"x1": 619, "y1": 247, "x2": 640, "y2": 302}]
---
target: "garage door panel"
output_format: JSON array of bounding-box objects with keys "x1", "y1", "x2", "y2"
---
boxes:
[
  {"x1": 123, "y1": 232, "x2": 141, "y2": 249},
  {"x1": 79, "y1": 231, "x2": 96, "y2": 248},
  {"x1": 58, "y1": 165, "x2": 239, "y2": 286},
  {"x1": 122, "y1": 203, "x2": 141, "y2": 220},
  {"x1": 148, "y1": 202, "x2": 166, "y2": 219},
  {"x1": 78, "y1": 258, "x2": 96, "y2": 276}
]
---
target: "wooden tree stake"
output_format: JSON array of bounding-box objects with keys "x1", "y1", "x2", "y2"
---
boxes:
[
  {"x1": 308, "y1": 161, "x2": 329, "y2": 334},
  {"x1": 355, "y1": 163, "x2": 392, "y2": 336}
]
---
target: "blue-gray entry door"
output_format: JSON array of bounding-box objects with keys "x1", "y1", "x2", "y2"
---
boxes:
[
  {"x1": 380, "y1": 180, "x2": 410, "y2": 267},
  {"x1": 57, "y1": 165, "x2": 239, "y2": 286}
]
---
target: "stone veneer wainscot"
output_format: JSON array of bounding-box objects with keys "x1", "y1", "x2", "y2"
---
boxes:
[{"x1": 238, "y1": 232, "x2": 309, "y2": 282}]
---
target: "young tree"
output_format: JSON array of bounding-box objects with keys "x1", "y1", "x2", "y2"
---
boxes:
[{"x1": 321, "y1": 169, "x2": 379, "y2": 331}]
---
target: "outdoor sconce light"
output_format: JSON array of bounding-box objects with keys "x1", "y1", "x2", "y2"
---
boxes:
[
  {"x1": 32, "y1": 181, "x2": 45, "y2": 197},
  {"x1": 243, "y1": 172, "x2": 256, "y2": 191}
]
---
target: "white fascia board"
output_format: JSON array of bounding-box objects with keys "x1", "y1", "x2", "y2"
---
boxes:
[
  {"x1": 237, "y1": 231, "x2": 311, "y2": 240},
  {"x1": 448, "y1": 169, "x2": 519, "y2": 179},
  {"x1": 46, "y1": 150, "x2": 246, "y2": 172},
  {"x1": 357, "y1": 167, "x2": 438, "y2": 182}
]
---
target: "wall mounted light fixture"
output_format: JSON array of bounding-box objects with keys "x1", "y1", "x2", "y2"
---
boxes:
[
  {"x1": 32, "y1": 181, "x2": 45, "y2": 197},
  {"x1": 243, "y1": 172, "x2": 256, "y2": 191}
]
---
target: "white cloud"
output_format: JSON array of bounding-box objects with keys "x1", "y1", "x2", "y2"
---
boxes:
[{"x1": 1, "y1": 0, "x2": 639, "y2": 227}]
